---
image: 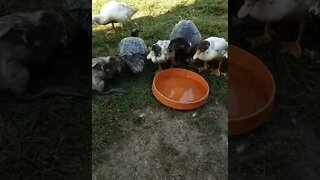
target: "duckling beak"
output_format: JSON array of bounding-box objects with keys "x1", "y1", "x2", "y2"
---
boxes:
[
  {"x1": 131, "y1": 7, "x2": 138, "y2": 15},
  {"x1": 147, "y1": 52, "x2": 152, "y2": 60},
  {"x1": 193, "y1": 50, "x2": 201, "y2": 59},
  {"x1": 237, "y1": 0, "x2": 255, "y2": 18}
]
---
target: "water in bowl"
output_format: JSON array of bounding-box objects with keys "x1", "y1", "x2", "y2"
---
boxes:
[
  {"x1": 158, "y1": 76, "x2": 205, "y2": 103},
  {"x1": 228, "y1": 64, "x2": 269, "y2": 119}
]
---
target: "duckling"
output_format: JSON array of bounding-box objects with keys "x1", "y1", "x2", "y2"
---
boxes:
[
  {"x1": 92, "y1": 56, "x2": 126, "y2": 94},
  {"x1": 118, "y1": 29, "x2": 148, "y2": 73},
  {"x1": 167, "y1": 37, "x2": 194, "y2": 68},
  {"x1": 309, "y1": 1, "x2": 320, "y2": 17},
  {"x1": 146, "y1": 40, "x2": 170, "y2": 73},
  {"x1": 193, "y1": 37, "x2": 228, "y2": 76},
  {"x1": 237, "y1": 0, "x2": 320, "y2": 57},
  {"x1": 0, "y1": 10, "x2": 87, "y2": 102},
  {"x1": 170, "y1": 20, "x2": 201, "y2": 46},
  {"x1": 92, "y1": 1, "x2": 137, "y2": 30}
]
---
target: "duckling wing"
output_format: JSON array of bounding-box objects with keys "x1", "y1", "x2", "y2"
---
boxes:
[
  {"x1": 206, "y1": 37, "x2": 228, "y2": 51},
  {"x1": 121, "y1": 54, "x2": 145, "y2": 73},
  {"x1": 117, "y1": 2, "x2": 137, "y2": 18},
  {"x1": 99, "y1": 1, "x2": 136, "y2": 21},
  {"x1": 170, "y1": 20, "x2": 201, "y2": 46},
  {"x1": 92, "y1": 57, "x2": 109, "y2": 68},
  {"x1": 119, "y1": 37, "x2": 147, "y2": 73},
  {"x1": 119, "y1": 37, "x2": 147, "y2": 55},
  {"x1": 0, "y1": 11, "x2": 43, "y2": 39},
  {"x1": 156, "y1": 40, "x2": 170, "y2": 56}
]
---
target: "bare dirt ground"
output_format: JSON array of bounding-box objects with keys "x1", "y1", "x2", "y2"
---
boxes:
[{"x1": 93, "y1": 106, "x2": 228, "y2": 180}]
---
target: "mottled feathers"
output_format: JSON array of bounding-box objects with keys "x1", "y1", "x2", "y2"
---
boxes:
[
  {"x1": 118, "y1": 36, "x2": 147, "y2": 73},
  {"x1": 92, "y1": 56, "x2": 121, "y2": 91},
  {"x1": 170, "y1": 20, "x2": 201, "y2": 46},
  {"x1": 147, "y1": 40, "x2": 170, "y2": 64}
]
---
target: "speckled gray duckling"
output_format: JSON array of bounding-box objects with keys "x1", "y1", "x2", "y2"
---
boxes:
[
  {"x1": 118, "y1": 29, "x2": 148, "y2": 73},
  {"x1": 170, "y1": 20, "x2": 201, "y2": 46}
]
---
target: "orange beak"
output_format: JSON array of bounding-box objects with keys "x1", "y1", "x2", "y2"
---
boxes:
[
  {"x1": 193, "y1": 50, "x2": 200, "y2": 59},
  {"x1": 237, "y1": 0, "x2": 256, "y2": 18}
]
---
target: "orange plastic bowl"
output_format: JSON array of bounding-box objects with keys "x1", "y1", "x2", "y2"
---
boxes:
[
  {"x1": 228, "y1": 45, "x2": 276, "y2": 136},
  {"x1": 152, "y1": 68, "x2": 209, "y2": 110}
]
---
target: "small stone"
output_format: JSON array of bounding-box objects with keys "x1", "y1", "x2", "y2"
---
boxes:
[
  {"x1": 139, "y1": 113, "x2": 146, "y2": 118},
  {"x1": 192, "y1": 112, "x2": 197, "y2": 118},
  {"x1": 236, "y1": 143, "x2": 247, "y2": 153}
]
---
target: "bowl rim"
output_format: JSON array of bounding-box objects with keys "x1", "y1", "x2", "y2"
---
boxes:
[
  {"x1": 229, "y1": 45, "x2": 276, "y2": 122},
  {"x1": 152, "y1": 68, "x2": 210, "y2": 105}
]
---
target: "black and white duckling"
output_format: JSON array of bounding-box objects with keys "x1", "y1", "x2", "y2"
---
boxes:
[
  {"x1": 170, "y1": 20, "x2": 201, "y2": 46},
  {"x1": 167, "y1": 37, "x2": 198, "y2": 67},
  {"x1": 92, "y1": 56, "x2": 126, "y2": 94},
  {"x1": 92, "y1": 1, "x2": 137, "y2": 30},
  {"x1": 193, "y1": 37, "x2": 228, "y2": 76},
  {"x1": 146, "y1": 40, "x2": 171, "y2": 73},
  {"x1": 118, "y1": 29, "x2": 147, "y2": 73}
]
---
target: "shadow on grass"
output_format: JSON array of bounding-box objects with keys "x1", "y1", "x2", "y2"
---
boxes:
[{"x1": 92, "y1": 0, "x2": 228, "y2": 167}]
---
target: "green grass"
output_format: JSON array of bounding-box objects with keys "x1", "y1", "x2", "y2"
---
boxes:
[{"x1": 92, "y1": 0, "x2": 228, "y2": 166}]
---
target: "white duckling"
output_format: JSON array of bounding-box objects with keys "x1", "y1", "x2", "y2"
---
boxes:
[
  {"x1": 237, "y1": 0, "x2": 320, "y2": 57},
  {"x1": 146, "y1": 40, "x2": 171, "y2": 73},
  {"x1": 92, "y1": 1, "x2": 137, "y2": 30},
  {"x1": 193, "y1": 37, "x2": 228, "y2": 76}
]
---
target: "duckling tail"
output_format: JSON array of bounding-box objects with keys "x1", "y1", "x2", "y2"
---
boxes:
[
  {"x1": 92, "y1": 15, "x2": 100, "y2": 24},
  {"x1": 122, "y1": 54, "x2": 145, "y2": 73}
]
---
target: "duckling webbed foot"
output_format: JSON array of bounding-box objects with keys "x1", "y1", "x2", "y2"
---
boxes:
[
  {"x1": 247, "y1": 32, "x2": 274, "y2": 47},
  {"x1": 198, "y1": 62, "x2": 209, "y2": 72},
  {"x1": 279, "y1": 41, "x2": 302, "y2": 58},
  {"x1": 106, "y1": 23, "x2": 116, "y2": 34},
  {"x1": 211, "y1": 59, "x2": 223, "y2": 76},
  {"x1": 211, "y1": 68, "x2": 221, "y2": 76},
  {"x1": 247, "y1": 23, "x2": 275, "y2": 47},
  {"x1": 107, "y1": 22, "x2": 117, "y2": 32}
]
